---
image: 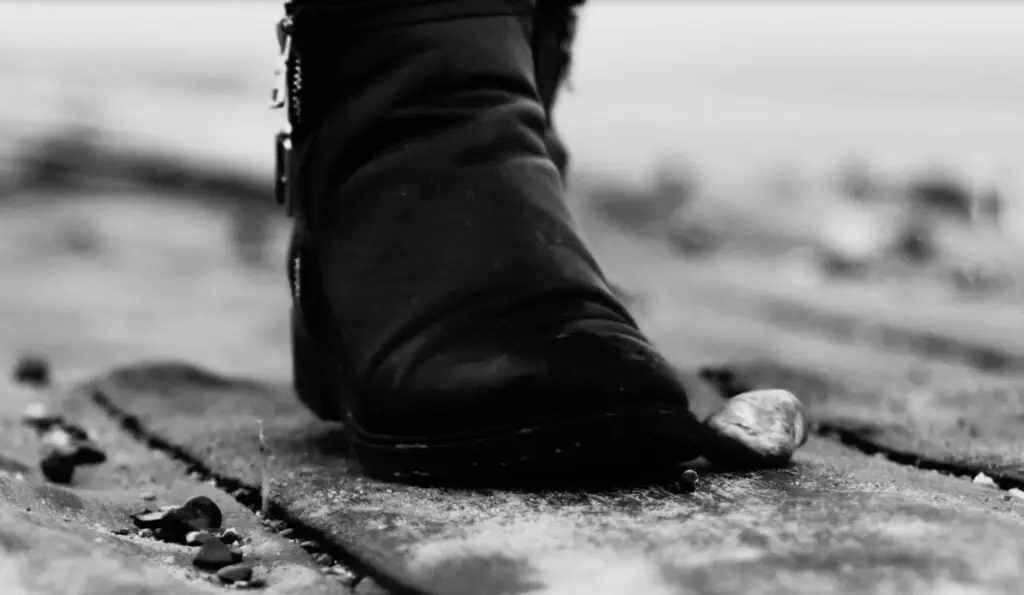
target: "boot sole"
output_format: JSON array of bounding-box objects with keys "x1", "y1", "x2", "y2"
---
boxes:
[
  {"x1": 348, "y1": 406, "x2": 702, "y2": 486},
  {"x1": 292, "y1": 310, "x2": 702, "y2": 485}
]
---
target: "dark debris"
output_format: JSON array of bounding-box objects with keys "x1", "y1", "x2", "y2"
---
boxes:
[
  {"x1": 37, "y1": 426, "x2": 107, "y2": 484},
  {"x1": 12, "y1": 355, "x2": 51, "y2": 387},
  {"x1": 193, "y1": 538, "x2": 242, "y2": 570},
  {"x1": 130, "y1": 496, "x2": 223, "y2": 545}
]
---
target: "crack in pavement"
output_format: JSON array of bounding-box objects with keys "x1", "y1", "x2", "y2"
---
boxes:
[
  {"x1": 93, "y1": 352, "x2": 1024, "y2": 589},
  {"x1": 699, "y1": 363, "x2": 1024, "y2": 502},
  {"x1": 763, "y1": 301, "x2": 1024, "y2": 375},
  {"x1": 814, "y1": 422, "x2": 1024, "y2": 495},
  {"x1": 91, "y1": 387, "x2": 411, "y2": 595},
  {"x1": 79, "y1": 358, "x2": 1024, "y2": 595}
]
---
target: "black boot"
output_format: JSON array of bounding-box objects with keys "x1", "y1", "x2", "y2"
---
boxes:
[{"x1": 278, "y1": 0, "x2": 703, "y2": 483}]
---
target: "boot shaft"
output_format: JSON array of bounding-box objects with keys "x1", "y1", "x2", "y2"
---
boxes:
[
  {"x1": 278, "y1": 2, "x2": 621, "y2": 381},
  {"x1": 274, "y1": 0, "x2": 583, "y2": 212},
  {"x1": 284, "y1": 1, "x2": 536, "y2": 134},
  {"x1": 281, "y1": 0, "x2": 582, "y2": 132}
]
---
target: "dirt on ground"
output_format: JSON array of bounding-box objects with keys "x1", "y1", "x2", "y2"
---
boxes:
[{"x1": 1, "y1": 165, "x2": 1024, "y2": 592}]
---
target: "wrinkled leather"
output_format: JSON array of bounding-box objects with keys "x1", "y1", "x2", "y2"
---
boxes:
[{"x1": 288, "y1": 1, "x2": 693, "y2": 437}]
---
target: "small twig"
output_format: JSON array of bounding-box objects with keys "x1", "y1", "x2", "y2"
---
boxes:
[{"x1": 257, "y1": 419, "x2": 270, "y2": 518}]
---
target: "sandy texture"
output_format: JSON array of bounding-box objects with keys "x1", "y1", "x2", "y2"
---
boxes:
[
  {"x1": 0, "y1": 373, "x2": 344, "y2": 595},
  {"x1": 708, "y1": 360, "x2": 1024, "y2": 480},
  {"x1": 89, "y1": 360, "x2": 1024, "y2": 595}
]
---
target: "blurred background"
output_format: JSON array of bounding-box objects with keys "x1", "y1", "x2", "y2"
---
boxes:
[{"x1": 2, "y1": 1, "x2": 1023, "y2": 386}]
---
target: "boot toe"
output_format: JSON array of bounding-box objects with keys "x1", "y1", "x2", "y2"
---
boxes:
[{"x1": 347, "y1": 314, "x2": 704, "y2": 482}]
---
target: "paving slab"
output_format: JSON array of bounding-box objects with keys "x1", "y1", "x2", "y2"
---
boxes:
[
  {"x1": 88, "y1": 360, "x2": 1024, "y2": 595},
  {"x1": 0, "y1": 375, "x2": 346, "y2": 595},
  {"x1": 572, "y1": 219, "x2": 1024, "y2": 411},
  {"x1": 705, "y1": 360, "x2": 1024, "y2": 486}
]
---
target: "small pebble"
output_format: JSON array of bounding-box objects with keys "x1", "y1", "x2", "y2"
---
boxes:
[
  {"x1": 193, "y1": 539, "x2": 242, "y2": 570},
  {"x1": 180, "y1": 496, "x2": 223, "y2": 530},
  {"x1": 353, "y1": 576, "x2": 386, "y2": 594},
  {"x1": 233, "y1": 581, "x2": 250, "y2": 589},
  {"x1": 132, "y1": 510, "x2": 169, "y2": 526},
  {"x1": 140, "y1": 491, "x2": 157, "y2": 501},
  {"x1": 22, "y1": 403, "x2": 63, "y2": 433},
  {"x1": 72, "y1": 442, "x2": 107, "y2": 466},
  {"x1": 327, "y1": 565, "x2": 356, "y2": 580},
  {"x1": 680, "y1": 469, "x2": 699, "y2": 487},
  {"x1": 704, "y1": 389, "x2": 809, "y2": 468},
  {"x1": 138, "y1": 528, "x2": 155, "y2": 539},
  {"x1": 299, "y1": 540, "x2": 320, "y2": 552},
  {"x1": 1009, "y1": 488, "x2": 1024, "y2": 501},
  {"x1": 13, "y1": 355, "x2": 51, "y2": 387},
  {"x1": 263, "y1": 519, "x2": 286, "y2": 532},
  {"x1": 37, "y1": 425, "x2": 107, "y2": 485},
  {"x1": 216, "y1": 563, "x2": 254, "y2": 584},
  {"x1": 219, "y1": 528, "x2": 243, "y2": 544},
  {"x1": 42, "y1": 427, "x2": 75, "y2": 450},
  {"x1": 314, "y1": 553, "x2": 332, "y2": 566},
  {"x1": 39, "y1": 446, "x2": 76, "y2": 484},
  {"x1": 186, "y1": 531, "x2": 214, "y2": 546},
  {"x1": 278, "y1": 528, "x2": 295, "y2": 538},
  {"x1": 133, "y1": 506, "x2": 208, "y2": 544},
  {"x1": 972, "y1": 472, "x2": 997, "y2": 488},
  {"x1": 231, "y1": 488, "x2": 249, "y2": 499}
]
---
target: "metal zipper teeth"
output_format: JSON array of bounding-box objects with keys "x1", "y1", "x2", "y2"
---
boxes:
[{"x1": 289, "y1": 50, "x2": 303, "y2": 129}]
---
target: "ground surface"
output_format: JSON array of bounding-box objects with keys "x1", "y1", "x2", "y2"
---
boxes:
[
  {"x1": 3, "y1": 178, "x2": 1024, "y2": 593},
  {"x1": 4, "y1": 5, "x2": 1024, "y2": 590},
  {"x1": 88, "y1": 360, "x2": 1024, "y2": 595}
]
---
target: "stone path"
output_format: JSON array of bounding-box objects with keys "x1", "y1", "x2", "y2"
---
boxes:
[
  {"x1": 3, "y1": 148, "x2": 1024, "y2": 593},
  {"x1": 78, "y1": 360, "x2": 1024, "y2": 595},
  {"x1": 0, "y1": 376, "x2": 345, "y2": 595},
  {"x1": 4, "y1": 19, "x2": 1024, "y2": 591},
  {"x1": 707, "y1": 361, "x2": 1024, "y2": 483}
]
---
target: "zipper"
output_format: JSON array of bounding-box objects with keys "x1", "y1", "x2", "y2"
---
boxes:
[
  {"x1": 289, "y1": 49, "x2": 303, "y2": 127},
  {"x1": 272, "y1": 15, "x2": 303, "y2": 127},
  {"x1": 272, "y1": 15, "x2": 301, "y2": 210}
]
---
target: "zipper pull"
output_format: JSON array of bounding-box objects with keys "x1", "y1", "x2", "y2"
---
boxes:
[
  {"x1": 272, "y1": 15, "x2": 294, "y2": 211},
  {"x1": 274, "y1": 130, "x2": 292, "y2": 208},
  {"x1": 271, "y1": 16, "x2": 293, "y2": 110}
]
